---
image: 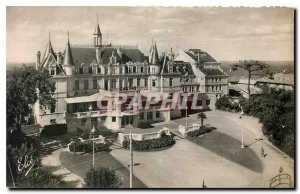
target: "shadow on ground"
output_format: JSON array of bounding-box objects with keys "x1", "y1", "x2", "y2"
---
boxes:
[
  {"x1": 60, "y1": 151, "x2": 147, "y2": 188},
  {"x1": 188, "y1": 131, "x2": 263, "y2": 173}
]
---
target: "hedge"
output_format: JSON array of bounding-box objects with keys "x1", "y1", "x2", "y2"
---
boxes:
[
  {"x1": 41, "y1": 124, "x2": 67, "y2": 137},
  {"x1": 187, "y1": 126, "x2": 216, "y2": 137},
  {"x1": 122, "y1": 135, "x2": 175, "y2": 151}
]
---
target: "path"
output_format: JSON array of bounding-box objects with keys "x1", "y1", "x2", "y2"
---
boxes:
[{"x1": 41, "y1": 148, "x2": 84, "y2": 188}]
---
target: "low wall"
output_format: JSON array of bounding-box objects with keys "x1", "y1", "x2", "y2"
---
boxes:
[
  {"x1": 118, "y1": 127, "x2": 171, "y2": 144},
  {"x1": 178, "y1": 123, "x2": 201, "y2": 137}
]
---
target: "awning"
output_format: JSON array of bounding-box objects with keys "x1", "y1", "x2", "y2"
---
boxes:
[{"x1": 65, "y1": 93, "x2": 102, "y2": 104}]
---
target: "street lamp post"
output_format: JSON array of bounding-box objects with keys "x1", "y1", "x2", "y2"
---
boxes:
[
  {"x1": 129, "y1": 127, "x2": 133, "y2": 188},
  {"x1": 91, "y1": 126, "x2": 96, "y2": 168},
  {"x1": 88, "y1": 105, "x2": 95, "y2": 168},
  {"x1": 186, "y1": 106, "x2": 188, "y2": 127}
]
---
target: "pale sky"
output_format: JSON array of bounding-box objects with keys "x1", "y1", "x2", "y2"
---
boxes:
[{"x1": 7, "y1": 6, "x2": 294, "y2": 63}]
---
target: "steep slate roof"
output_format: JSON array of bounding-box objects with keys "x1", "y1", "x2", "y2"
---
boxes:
[
  {"x1": 186, "y1": 49, "x2": 218, "y2": 63},
  {"x1": 175, "y1": 62, "x2": 195, "y2": 76},
  {"x1": 94, "y1": 24, "x2": 102, "y2": 35},
  {"x1": 70, "y1": 47, "x2": 147, "y2": 65},
  {"x1": 201, "y1": 68, "x2": 224, "y2": 76},
  {"x1": 62, "y1": 39, "x2": 74, "y2": 66},
  {"x1": 41, "y1": 41, "x2": 56, "y2": 66}
]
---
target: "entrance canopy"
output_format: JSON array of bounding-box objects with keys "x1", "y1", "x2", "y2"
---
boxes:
[{"x1": 65, "y1": 93, "x2": 103, "y2": 104}]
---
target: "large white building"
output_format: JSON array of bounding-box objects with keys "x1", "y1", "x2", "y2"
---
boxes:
[{"x1": 33, "y1": 21, "x2": 215, "y2": 133}]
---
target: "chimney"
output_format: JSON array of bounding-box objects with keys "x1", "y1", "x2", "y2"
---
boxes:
[
  {"x1": 36, "y1": 51, "x2": 41, "y2": 70},
  {"x1": 197, "y1": 52, "x2": 202, "y2": 69},
  {"x1": 57, "y1": 52, "x2": 62, "y2": 65}
]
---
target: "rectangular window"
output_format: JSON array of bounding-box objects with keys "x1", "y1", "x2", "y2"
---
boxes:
[
  {"x1": 169, "y1": 67, "x2": 173, "y2": 73},
  {"x1": 145, "y1": 78, "x2": 148, "y2": 87},
  {"x1": 75, "y1": 80, "x2": 79, "y2": 90},
  {"x1": 112, "y1": 79, "x2": 117, "y2": 89},
  {"x1": 147, "y1": 112, "x2": 153, "y2": 120},
  {"x1": 84, "y1": 80, "x2": 88, "y2": 90},
  {"x1": 50, "y1": 69, "x2": 55, "y2": 75},
  {"x1": 50, "y1": 103, "x2": 55, "y2": 113},
  {"x1": 140, "y1": 113, "x2": 144, "y2": 120},
  {"x1": 152, "y1": 79, "x2": 156, "y2": 87},
  {"x1": 152, "y1": 68, "x2": 155, "y2": 73},
  {"x1": 137, "y1": 78, "x2": 140, "y2": 87},
  {"x1": 156, "y1": 111, "x2": 160, "y2": 118},
  {"x1": 93, "y1": 79, "x2": 97, "y2": 89},
  {"x1": 170, "y1": 78, "x2": 173, "y2": 86},
  {"x1": 112, "y1": 117, "x2": 116, "y2": 122}
]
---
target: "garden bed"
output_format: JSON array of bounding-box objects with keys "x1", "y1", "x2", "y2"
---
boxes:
[
  {"x1": 122, "y1": 135, "x2": 175, "y2": 151},
  {"x1": 186, "y1": 126, "x2": 217, "y2": 138}
]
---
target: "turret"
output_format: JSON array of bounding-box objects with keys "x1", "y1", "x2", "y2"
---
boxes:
[
  {"x1": 148, "y1": 41, "x2": 161, "y2": 74},
  {"x1": 93, "y1": 16, "x2": 102, "y2": 47},
  {"x1": 62, "y1": 31, "x2": 74, "y2": 76}
]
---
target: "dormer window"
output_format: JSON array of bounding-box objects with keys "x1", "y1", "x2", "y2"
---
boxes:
[{"x1": 50, "y1": 68, "x2": 55, "y2": 76}]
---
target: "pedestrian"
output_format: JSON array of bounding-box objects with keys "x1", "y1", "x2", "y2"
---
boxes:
[{"x1": 261, "y1": 147, "x2": 264, "y2": 157}]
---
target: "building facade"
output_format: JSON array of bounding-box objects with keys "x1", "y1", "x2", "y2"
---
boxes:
[
  {"x1": 34, "y1": 22, "x2": 213, "y2": 132},
  {"x1": 174, "y1": 49, "x2": 229, "y2": 108}
]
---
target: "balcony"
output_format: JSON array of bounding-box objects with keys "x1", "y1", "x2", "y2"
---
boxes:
[{"x1": 67, "y1": 110, "x2": 107, "y2": 119}]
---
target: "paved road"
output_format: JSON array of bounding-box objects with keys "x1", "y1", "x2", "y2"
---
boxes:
[
  {"x1": 60, "y1": 151, "x2": 147, "y2": 188},
  {"x1": 110, "y1": 110, "x2": 294, "y2": 188}
]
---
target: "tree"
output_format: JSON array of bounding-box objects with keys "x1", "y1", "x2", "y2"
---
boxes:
[
  {"x1": 231, "y1": 60, "x2": 270, "y2": 98},
  {"x1": 197, "y1": 112, "x2": 207, "y2": 126},
  {"x1": 84, "y1": 167, "x2": 119, "y2": 188},
  {"x1": 7, "y1": 65, "x2": 56, "y2": 145},
  {"x1": 7, "y1": 137, "x2": 77, "y2": 188}
]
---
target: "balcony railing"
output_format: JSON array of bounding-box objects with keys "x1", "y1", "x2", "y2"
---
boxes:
[{"x1": 68, "y1": 110, "x2": 107, "y2": 118}]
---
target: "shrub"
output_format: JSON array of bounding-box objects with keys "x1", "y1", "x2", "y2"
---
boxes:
[
  {"x1": 187, "y1": 126, "x2": 216, "y2": 137},
  {"x1": 69, "y1": 141, "x2": 110, "y2": 153},
  {"x1": 82, "y1": 141, "x2": 110, "y2": 153},
  {"x1": 84, "y1": 167, "x2": 119, "y2": 188},
  {"x1": 41, "y1": 124, "x2": 67, "y2": 137},
  {"x1": 68, "y1": 141, "x2": 84, "y2": 152},
  {"x1": 122, "y1": 135, "x2": 175, "y2": 151},
  {"x1": 215, "y1": 95, "x2": 241, "y2": 112}
]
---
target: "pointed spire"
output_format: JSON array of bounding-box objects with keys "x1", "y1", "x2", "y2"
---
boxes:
[
  {"x1": 63, "y1": 30, "x2": 74, "y2": 66},
  {"x1": 46, "y1": 32, "x2": 54, "y2": 54},
  {"x1": 152, "y1": 42, "x2": 159, "y2": 65},
  {"x1": 94, "y1": 14, "x2": 102, "y2": 35}
]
